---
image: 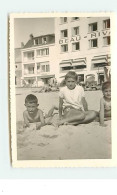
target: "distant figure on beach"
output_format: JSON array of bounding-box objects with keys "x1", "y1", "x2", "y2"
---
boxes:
[
  {"x1": 23, "y1": 94, "x2": 57, "y2": 130},
  {"x1": 57, "y1": 71, "x2": 97, "y2": 126},
  {"x1": 99, "y1": 81, "x2": 111, "y2": 127}
]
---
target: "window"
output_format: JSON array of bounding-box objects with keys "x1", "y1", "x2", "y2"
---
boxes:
[
  {"x1": 28, "y1": 66, "x2": 34, "y2": 74},
  {"x1": 72, "y1": 26, "x2": 79, "y2": 36},
  {"x1": 72, "y1": 17, "x2": 79, "y2": 20},
  {"x1": 61, "y1": 29, "x2": 68, "y2": 38},
  {"x1": 42, "y1": 37, "x2": 47, "y2": 44},
  {"x1": 24, "y1": 64, "x2": 34, "y2": 74},
  {"x1": 89, "y1": 39, "x2": 98, "y2": 48},
  {"x1": 34, "y1": 39, "x2": 39, "y2": 45},
  {"x1": 37, "y1": 48, "x2": 49, "y2": 56},
  {"x1": 37, "y1": 63, "x2": 40, "y2": 73},
  {"x1": 61, "y1": 66, "x2": 73, "y2": 71},
  {"x1": 61, "y1": 44, "x2": 68, "y2": 52},
  {"x1": 89, "y1": 22, "x2": 97, "y2": 32},
  {"x1": 77, "y1": 74, "x2": 84, "y2": 82},
  {"x1": 60, "y1": 17, "x2": 67, "y2": 23},
  {"x1": 72, "y1": 42, "x2": 80, "y2": 51},
  {"x1": 103, "y1": 36, "x2": 110, "y2": 46},
  {"x1": 103, "y1": 19, "x2": 110, "y2": 29},
  {"x1": 23, "y1": 51, "x2": 34, "y2": 61},
  {"x1": 41, "y1": 65, "x2": 45, "y2": 72},
  {"x1": 61, "y1": 66, "x2": 85, "y2": 72},
  {"x1": 46, "y1": 65, "x2": 50, "y2": 72},
  {"x1": 41, "y1": 64, "x2": 50, "y2": 72}
]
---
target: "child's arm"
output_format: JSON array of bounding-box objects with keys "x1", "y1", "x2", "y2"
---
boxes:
[
  {"x1": 59, "y1": 97, "x2": 63, "y2": 119},
  {"x1": 82, "y1": 97, "x2": 88, "y2": 111},
  {"x1": 36, "y1": 110, "x2": 45, "y2": 130},
  {"x1": 23, "y1": 111, "x2": 30, "y2": 127},
  {"x1": 99, "y1": 98, "x2": 106, "y2": 127}
]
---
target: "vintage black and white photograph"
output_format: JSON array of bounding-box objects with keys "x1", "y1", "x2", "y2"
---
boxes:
[{"x1": 9, "y1": 13, "x2": 115, "y2": 167}]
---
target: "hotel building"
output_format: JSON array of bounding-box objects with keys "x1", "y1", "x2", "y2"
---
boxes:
[
  {"x1": 55, "y1": 17, "x2": 111, "y2": 84},
  {"x1": 20, "y1": 17, "x2": 111, "y2": 87},
  {"x1": 21, "y1": 34, "x2": 58, "y2": 87}
]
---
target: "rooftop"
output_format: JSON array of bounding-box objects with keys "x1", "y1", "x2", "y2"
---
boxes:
[{"x1": 23, "y1": 33, "x2": 55, "y2": 49}]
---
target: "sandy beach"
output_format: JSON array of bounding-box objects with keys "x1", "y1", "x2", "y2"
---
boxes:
[{"x1": 16, "y1": 88, "x2": 111, "y2": 160}]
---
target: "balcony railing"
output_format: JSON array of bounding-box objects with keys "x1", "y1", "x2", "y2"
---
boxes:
[{"x1": 23, "y1": 57, "x2": 34, "y2": 62}]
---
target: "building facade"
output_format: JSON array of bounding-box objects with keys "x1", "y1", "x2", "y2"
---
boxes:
[
  {"x1": 55, "y1": 17, "x2": 111, "y2": 84},
  {"x1": 20, "y1": 17, "x2": 111, "y2": 87},
  {"x1": 15, "y1": 48, "x2": 22, "y2": 87},
  {"x1": 21, "y1": 34, "x2": 58, "y2": 87}
]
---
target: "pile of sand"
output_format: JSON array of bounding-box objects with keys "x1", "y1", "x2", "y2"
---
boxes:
[{"x1": 17, "y1": 119, "x2": 111, "y2": 160}]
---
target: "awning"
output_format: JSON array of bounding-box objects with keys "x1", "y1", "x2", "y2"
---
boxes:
[
  {"x1": 38, "y1": 74, "x2": 55, "y2": 79},
  {"x1": 60, "y1": 58, "x2": 86, "y2": 67},
  {"x1": 24, "y1": 77, "x2": 35, "y2": 80},
  {"x1": 59, "y1": 60, "x2": 72, "y2": 67},
  {"x1": 107, "y1": 54, "x2": 111, "y2": 64},
  {"x1": 39, "y1": 61, "x2": 49, "y2": 65},
  {"x1": 72, "y1": 58, "x2": 86, "y2": 66},
  {"x1": 86, "y1": 74, "x2": 95, "y2": 77},
  {"x1": 92, "y1": 55, "x2": 107, "y2": 64}
]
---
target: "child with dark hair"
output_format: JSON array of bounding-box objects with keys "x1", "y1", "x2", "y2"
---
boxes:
[
  {"x1": 99, "y1": 81, "x2": 111, "y2": 127},
  {"x1": 58, "y1": 71, "x2": 97, "y2": 126},
  {"x1": 23, "y1": 94, "x2": 45, "y2": 129},
  {"x1": 23, "y1": 94, "x2": 57, "y2": 130}
]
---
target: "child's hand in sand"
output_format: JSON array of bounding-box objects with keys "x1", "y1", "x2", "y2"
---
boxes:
[
  {"x1": 23, "y1": 122, "x2": 30, "y2": 128},
  {"x1": 51, "y1": 118, "x2": 60, "y2": 128},
  {"x1": 100, "y1": 123, "x2": 107, "y2": 127},
  {"x1": 36, "y1": 123, "x2": 42, "y2": 130}
]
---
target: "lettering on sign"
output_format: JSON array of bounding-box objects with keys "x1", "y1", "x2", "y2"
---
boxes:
[
  {"x1": 59, "y1": 30, "x2": 110, "y2": 44},
  {"x1": 91, "y1": 32, "x2": 97, "y2": 38},
  {"x1": 90, "y1": 30, "x2": 110, "y2": 39}
]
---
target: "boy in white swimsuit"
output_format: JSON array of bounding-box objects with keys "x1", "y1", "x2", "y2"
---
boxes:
[
  {"x1": 99, "y1": 81, "x2": 111, "y2": 127},
  {"x1": 58, "y1": 71, "x2": 97, "y2": 126}
]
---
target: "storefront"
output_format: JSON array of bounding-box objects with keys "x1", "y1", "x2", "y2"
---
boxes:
[
  {"x1": 59, "y1": 58, "x2": 86, "y2": 83},
  {"x1": 22, "y1": 77, "x2": 36, "y2": 87},
  {"x1": 92, "y1": 55, "x2": 110, "y2": 84},
  {"x1": 38, "y1": 74, "x2": 55, "y2": 86}
]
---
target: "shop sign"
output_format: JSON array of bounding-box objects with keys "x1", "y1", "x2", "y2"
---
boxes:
[
  {"x1": 59, "y1": 35, "x2": 81, "y2": 44},
  {"x1": 59, "y1": 30, "x2": 110, "y2": 44}
]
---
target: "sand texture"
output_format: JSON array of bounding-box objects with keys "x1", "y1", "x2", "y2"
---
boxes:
[{"x1": 16, "y1": 89, "x2": 111, "y2": 160}]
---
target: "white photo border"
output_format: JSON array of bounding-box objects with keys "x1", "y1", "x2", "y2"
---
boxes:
[{"x1": 9, "y1": 12, "x2": 117, "y2": 167}]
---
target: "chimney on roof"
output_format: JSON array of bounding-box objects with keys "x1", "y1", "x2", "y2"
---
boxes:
[
  {"x1": 30, "y1": 34, "x2": 34, "y2": 40},
  {"x1": 21, "y1": 42, "x2": 24, "y2": 48}
]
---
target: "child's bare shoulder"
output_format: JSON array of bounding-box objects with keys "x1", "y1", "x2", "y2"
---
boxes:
[
  {"x1": 23, "y1": 110, "x2": 28, "y2": 116},
  {"x1": 38, "y1": 109, "x2": 44, "y2": 115},
  {"x1": 100, "y1": 97, "x2": 104, "y2": 104}
]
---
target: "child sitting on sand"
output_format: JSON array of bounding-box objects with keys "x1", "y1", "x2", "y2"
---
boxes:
[
  {"x1": 23, "y1": 94, "x2": 57, "y2": 130},
  {"x1": 99, "y1": 81, "x2": 111, "y2": 127},
  {"x1": 58, "y1": 71, "x2": 97, "y2": 126}
]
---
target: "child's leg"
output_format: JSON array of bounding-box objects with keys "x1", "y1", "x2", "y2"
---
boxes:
[
  {"x1": 79, "y1": 110, "x2": 97, "y2": 124},
  {"x1": 64, "y1": 110, "x2": 97, "y2": 125},
  {"x1": 95, "y1": 111, "x2": 111, "y2": 122},
  {"x1": 58, "y1": 109, "x2": 85, "y2": 125},
  {"x1": 46, "y1": 105, "x2": 58, "y2": 117}
]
